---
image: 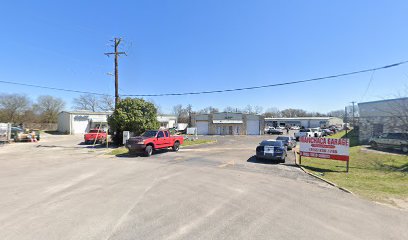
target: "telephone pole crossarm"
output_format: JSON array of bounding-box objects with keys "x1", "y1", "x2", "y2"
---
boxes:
[{"x1": 104, "y1": 37, "x2": 126, "y2": 109}]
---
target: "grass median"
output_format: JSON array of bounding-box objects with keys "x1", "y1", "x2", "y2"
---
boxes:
[
  {"x1": 299, "y1": 130, "x2": 408, "y2": 207},
  {"x1": 107, "y1": 139, "x2": 216, "y2": 155}
]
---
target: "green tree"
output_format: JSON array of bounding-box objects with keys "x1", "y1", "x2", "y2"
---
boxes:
[{"x1": 108, "y1": 98, "x2": 160, "y2": 144}]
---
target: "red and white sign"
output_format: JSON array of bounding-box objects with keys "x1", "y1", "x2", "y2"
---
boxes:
[{"x1": 299, "y1": 137, "x2": 349, "y2": 161}]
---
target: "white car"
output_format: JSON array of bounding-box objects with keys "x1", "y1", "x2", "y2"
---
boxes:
[{"x1": 290, "y1": 126, "x2": 300, "y2": 130}]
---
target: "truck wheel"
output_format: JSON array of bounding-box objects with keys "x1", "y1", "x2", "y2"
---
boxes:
[
  {"x1": 402, "y1": 145, "x2": 408, "y2": 153},
  {"x1": 280, "y1": 156, "x2": 286, "y2": 163},
  {"x1": 370, "y1": 141, "x2": 378, "y2": 149},
  {"x1": 172, "y1": 141, "x2": 180, "y2": 152},
  {"x1": 145, "y1": 145, "x2": 153, "y2": 157}
]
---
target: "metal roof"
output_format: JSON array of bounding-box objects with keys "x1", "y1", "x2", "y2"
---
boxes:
[
  {"x1": 264, "y1": 117, "x2": 339, "y2": 121},
  {"x1": 59, "y1": 110, "x2": 113, "y2": 115},
  {"x1": 358, "y1": 97, "x2": 408, "y2": 105}
]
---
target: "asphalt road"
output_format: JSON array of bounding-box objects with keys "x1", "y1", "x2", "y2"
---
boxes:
[{"x1": 0, "y1": 133, "x2": 407, "y2": 240}]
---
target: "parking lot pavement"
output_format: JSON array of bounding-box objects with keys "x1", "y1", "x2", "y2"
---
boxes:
[{"x1": 0, "y1": 133, "x2": 407, "y2": 240}]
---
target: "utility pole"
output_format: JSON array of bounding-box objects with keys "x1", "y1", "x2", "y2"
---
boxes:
[
  {"x1": 345, "y1": 106, "x2": 348, "y2": 137},
  {"x1": 351, "y1": 101, "x2": 356, "y2": 128},
  {"x1": 105, "y1": 38, "x2": 126, "y2": 109}
]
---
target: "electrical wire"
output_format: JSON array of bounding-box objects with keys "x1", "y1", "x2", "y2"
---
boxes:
[
  {"x1": 0, "y1": 60, "x2": 407, "y2": 97},
  {"x1": 122, "y1": 60, "x2": 408, "y2": 97},
  {"x1": 0, "y1": 80, "x2": 110, "y2": 96},
  {"x1": 360, "y1": 70, "x2": 375, "y2": 101}
]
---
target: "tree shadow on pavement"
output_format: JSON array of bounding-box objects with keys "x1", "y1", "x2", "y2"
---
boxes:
[{"x1": 116, "y1": 149, "x2": 172, "y2": 158}]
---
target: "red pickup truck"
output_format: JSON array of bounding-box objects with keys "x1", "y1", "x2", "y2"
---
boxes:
[
  {"x1": 126, "y1": 129, "x2": 184, "y2": 156},
  {"x1": 84, "y1": 129, "x2": 107, "y2": 144}
]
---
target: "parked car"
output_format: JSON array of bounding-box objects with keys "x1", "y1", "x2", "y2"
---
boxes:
[
  {"x1": 84, "y1": 129, "x2": 107, "y2": 144},
  {"x1": 277, "y1": 126, "x2": 286, "y2": 130},
  {"x1": 10, "y1": 127, "x2": 39, "y2": 142},
  {"x1": 290, "y1": 126, "x2": 300, "y2": 130},
  {"x1": 310, "y1": 128, "x2": 322, "y2": 137},
  {"x1": 267, "y1": 128, "x2": 283, "y2": 135},
  {"x1": 10, "y1": 127, "x2": 24, "y2": 141},
  {"x1": 126, "y1": 129, "x2": 184, "y2": 157},
  {"x1": 294, "y1": 128, "x2": 314, "y2": 141},
  {"x1": 255, "y1": 139, "x2": 287, "y2": 163},
  {"x1": 369, "y1": 133, "x2": 408, "y2": 153},
  {"x1": 276, "y1": 136, "x2": 297, "y2": 150},
  {"x1": 321, "y1": 129, "x2": 333, "y2": 137}
]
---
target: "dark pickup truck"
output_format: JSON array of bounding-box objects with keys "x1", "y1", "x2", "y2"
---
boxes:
[{"x1": 126, "y1": 129, "x2": 184, "y2": 156}]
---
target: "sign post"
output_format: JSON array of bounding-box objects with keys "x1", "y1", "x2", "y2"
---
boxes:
[{"x1": 300, "y1": 137, "x2": 350, "y2": 172}]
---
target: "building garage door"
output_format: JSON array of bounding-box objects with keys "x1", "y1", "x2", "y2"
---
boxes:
[
  {"x1": 247, "y1": 120, "x2": 260, "y2": 135},
  {"x1": 196, "y1": 121, "x2": 209, "y2": 135}
]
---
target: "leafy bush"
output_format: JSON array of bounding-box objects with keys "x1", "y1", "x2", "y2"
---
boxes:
[{"x1": 108, "y1": 98, "x2": 160, "y2": 144}]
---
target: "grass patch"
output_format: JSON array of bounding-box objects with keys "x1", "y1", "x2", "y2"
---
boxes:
[
  {"x1": 300, "y1": 145, "x2": 408, "y2": 204},
  {"x1": 107, "y1": 147, "x2": 129, "y2": 155},
  {"x1": 182, "y1": 139, "x2": 216, "y2": 147},
  {"x1": 330, "y1": 129, "x2": 359, "y2": 146}
]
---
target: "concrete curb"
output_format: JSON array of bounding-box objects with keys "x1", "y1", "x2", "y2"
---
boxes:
[{"x1": 293, "y1": 151, "x2": 354, "y2": 194}]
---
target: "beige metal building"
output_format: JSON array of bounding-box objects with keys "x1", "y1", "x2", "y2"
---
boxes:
[
  {"x1": 358, "y1": 97, "x2": 408, "y2": 143},
  {"x1": 192, "y1": 113, "x2": 264, "y2": 135}
]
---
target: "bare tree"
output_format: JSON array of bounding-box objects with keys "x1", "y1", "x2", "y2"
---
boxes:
[
  {"x1": 263, "y1": 107, "x2": 281, "y2": 118},
  {"x1": 73, "y1": 95, "x2": 98, "y2": 112},
  {"x1": 328, "y1": 109, "x2": 345, "y2": 119},
  {"x1": 280, "y1": 108, "x2": 307, "y2": 117},
  {"x1": 0, "y1": 94, "x2": 31, "y2": 122},
  {"x1": 198, "y1": 106, "x2": 219, "y2": 114},
  {"x1": 378, "y1": 95, "x2": 408, "y2": 132},
  {"x1": 34, "y1": 95, "x2": 65, "y2": 123},
  {"x1": 253, "y1": 106, "x2": 263, "y2": 114},
  {"x1": 172, "y1": 104, "x2": 191, "y2": 123},
  {"x1": 223, "y1": 106, "x2": 235, "y2": 112},
  {"x1": 243, "y1": 105, "x2": 253, "y2": 114},
  {"x1": 98, "y1": 95, "x2": 114, "y2": 112},
  {"x1": 172, "y1": 104, "x2": 183, "y2": 116}
]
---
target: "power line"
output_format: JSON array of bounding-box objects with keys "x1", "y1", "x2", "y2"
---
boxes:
[
  {"x1": 360, "y1": 70, "x2": 375, "y2": 101},
  {"x1": 122, "y1": 60, "x2": 408, "y2": 97},
  {"x1": 0, "y1": 60, "x2": 407, "y2": 97},
  {"x1": 0, "y1": 79, "x2": 111, "y2": 96}
]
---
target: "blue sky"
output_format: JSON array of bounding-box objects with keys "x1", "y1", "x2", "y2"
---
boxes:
[{"x1": 1, "y1": 0, "x2": 408, "y2": 114}]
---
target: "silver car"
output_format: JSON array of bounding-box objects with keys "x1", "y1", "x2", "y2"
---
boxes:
[
  {"x1": 369, "y1": 133, "x2": 408, "y2": 153},
  {"x1": 276, "y1": 136, "x2": 297, "y2": 150}
]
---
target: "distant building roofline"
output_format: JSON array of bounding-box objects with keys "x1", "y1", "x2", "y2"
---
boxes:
[
  {"x1": 264, "y1": 117, "x2": 340, "y2": 120},
  {"x1": 358, "y1": 97, "x2": 408, "y2": 105},
  {"x1": 59, "y1": 110, "x2": 113, "y2": 115}
]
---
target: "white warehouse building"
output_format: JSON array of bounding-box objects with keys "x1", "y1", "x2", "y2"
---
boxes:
[
  {"x1": 58, "y1": 111, "x2": 178, "y2": 134},
  {"x1": 265, "y1": 117, "x2": 343, "y2": 129}
]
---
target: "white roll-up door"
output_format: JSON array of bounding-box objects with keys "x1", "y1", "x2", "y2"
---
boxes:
[
  {"x1": 196, "y1": 121, "x2": 209, "y2": 135},
  {"x1": 246, "y1": 120, "x2": 260, "y2": 135}
]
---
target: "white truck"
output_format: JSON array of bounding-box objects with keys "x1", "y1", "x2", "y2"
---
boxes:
[{"x1": 294, "y1": 128, "x2": 322, "y2": 141}]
